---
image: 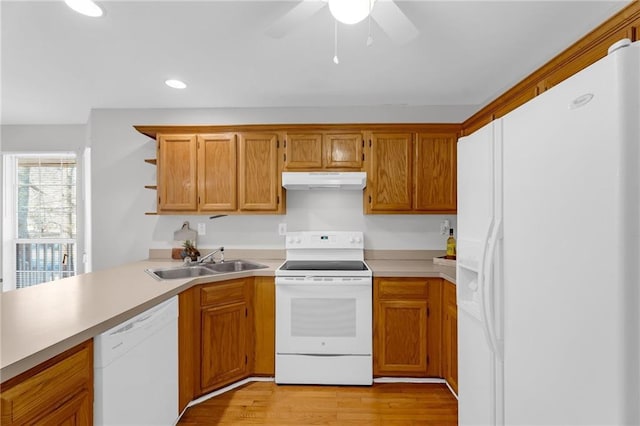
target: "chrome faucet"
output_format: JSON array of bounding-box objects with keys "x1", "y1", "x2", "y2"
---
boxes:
[{"x1": 197, "y1": 246, "x2": 224, "y2": 264}]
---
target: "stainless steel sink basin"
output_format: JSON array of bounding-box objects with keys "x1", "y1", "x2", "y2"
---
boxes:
[
  {"x1": 145, "y1": 265, "x2": 218, "y2": 280},
  {"x1": 203, "y1": 260, "x2": 268, "y2": 273},
  {"x1": 145, "y1": 259, "x2": 267, "y2": 280}
]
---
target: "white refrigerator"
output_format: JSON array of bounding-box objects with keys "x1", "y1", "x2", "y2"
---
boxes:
[{"x1": 457, "y1": 39, "x2": 639, "y2": 425}]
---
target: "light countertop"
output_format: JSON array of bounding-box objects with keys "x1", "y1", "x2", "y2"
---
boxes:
[{"x1": 0, "y1": 256, "x2": 455, "y2": 382}]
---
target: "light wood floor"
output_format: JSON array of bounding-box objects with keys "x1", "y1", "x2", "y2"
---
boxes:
[{"x1": 178, "y1": 381, "x2": 458, "y2": 425}]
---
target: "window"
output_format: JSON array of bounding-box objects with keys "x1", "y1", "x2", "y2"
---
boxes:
[{"x1": 3, "y1": 154, "x2": 78, "y2": 290}]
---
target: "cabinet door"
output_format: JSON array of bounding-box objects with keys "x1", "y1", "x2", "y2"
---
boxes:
[
  {"x1": 32, "y1": 390, "x2": 91, "y2": 426},
  {"x1": 238, "y1": 133, "x2": 280, "y2": 211},
  {"x1": 0, "y1": 341, "x2": 92, "y2": 426},
  {"x1": 158, "y1": 134, "x2": 198, "y2": 211},
  {"x1": 198, "y1": 133, "x2": 237, "y2": 211},
  {"x1": 375, "y1": 299, "x2": 428, "y2": 375},
  {"x1": 443, "y1": 281, "x2": 458, "y2": 393},
  {"x1": 324, "y1": 133, "x2": 363, "y2": 169},
  {"x1": 414, "y1": 133, "x2": 457, "y2": 212},
  {"x1": 200, "y1": 302, "x2": 249, "y2": 392},
  {"x1": 284, "y1": 133, "x2": 323, "y2": 169},
  {"x1": 367, "y1": 133, "x2": 412, "y2": 212},
  {"x1": 253, "y1": 277, "x2": 275, "y2": 376},
  {"x1": 374, "y1": 278, "x2": 441, "y2": 377}
]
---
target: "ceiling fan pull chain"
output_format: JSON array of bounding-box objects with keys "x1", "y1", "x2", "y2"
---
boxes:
[
  {"x1": 333, "y1": 19, "x2": 340, "y2": 64},
  {"x1": 367, "y1": 0, "x2": 374, "y2": 46}
]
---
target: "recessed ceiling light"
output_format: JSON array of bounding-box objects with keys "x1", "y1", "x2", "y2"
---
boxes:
[
  {"x1": 65, "y1": 0, "x2": 103, "y2": 17},
  {"x1": 165, "y1": 79, "x2": 187, "y2": 89}
]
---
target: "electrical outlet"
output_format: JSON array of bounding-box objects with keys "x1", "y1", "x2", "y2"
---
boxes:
[
  {"x1": 440, "y1": 220, "x2": 450, "y2": 236},
  {"x1": 278, "y1": 223, "x2": 287, "y2": 236},
  {"x1": 197, "y1": 223, "x2": 206, "y2": 236}
]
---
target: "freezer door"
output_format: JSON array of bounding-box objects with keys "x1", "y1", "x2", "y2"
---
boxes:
[
  {"x1": 457, "y1": 120, "x2": 504, "y2": 425},
  {"x1": 458, "y1": 308, "x2": 499, "y2": 426},
  {"x1": 457, "y1": 122, "x2": 495, "y2": 276}
]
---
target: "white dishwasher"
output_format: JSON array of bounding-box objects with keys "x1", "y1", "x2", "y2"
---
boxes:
[{"x1": 94, "y1": 296, "x2": 178, "y2": 426}]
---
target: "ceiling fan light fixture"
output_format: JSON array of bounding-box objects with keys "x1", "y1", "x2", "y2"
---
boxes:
[
  {"x1": 64, "y1": 0, "x2": 103, "y2": 17},
  {"x1": 328, "y1": 0, "x2": 376, "y2": 25}
]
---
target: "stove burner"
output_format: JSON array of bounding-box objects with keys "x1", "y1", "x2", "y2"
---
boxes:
[{"x1": 279, "y1": 260, "x2": 368, "y2": 271}]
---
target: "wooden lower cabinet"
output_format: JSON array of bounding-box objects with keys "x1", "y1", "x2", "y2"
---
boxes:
[
  {"x1": 0, "y1": 340, "x2": 93, "y2": 426},
  {"x1": 253, "y1": 277, "x2": 275, "y2": 376},
  {"x1": 201, "y1": 301, "x2": 249, "y2": 391},
  {"x1": 179, "y1": 278, "x2": 254, "y2": 405},
  {"x1": 442, "y1": 280, "x2": 458, "y2": 393},
  {"x1": 373, "y1": 277, "x2": 442, "y2": 377}
]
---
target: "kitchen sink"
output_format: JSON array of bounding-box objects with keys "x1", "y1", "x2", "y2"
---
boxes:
[
  {"x1": 145, "y1": 260, "x2": 267, "y2": 280},
  {"x1": 145, "y1": 265, "x2": 218, "y2": 280},
  {"x1": 203, "y1": 259, "x2": 268, "y2": 273}
]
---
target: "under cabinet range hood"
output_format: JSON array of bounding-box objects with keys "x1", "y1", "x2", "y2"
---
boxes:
[{"x1": 282, "y1": 172, "x2": 366, "y2": 190}]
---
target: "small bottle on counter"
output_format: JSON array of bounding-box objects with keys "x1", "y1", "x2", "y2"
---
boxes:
[{"x1": 446, "y1": 228, "x2": 456, "y2": 259}]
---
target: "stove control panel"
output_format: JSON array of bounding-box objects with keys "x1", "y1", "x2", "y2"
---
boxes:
[{"x1": 285, "y1": 231, "x2": 364, "y2": 249}]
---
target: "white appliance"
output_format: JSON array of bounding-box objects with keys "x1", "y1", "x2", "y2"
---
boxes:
[
  {"x1": 275, "y1": 231, "x2": 373, "y2": 385},
  {"x1": 457, "y1": 39, "x2": 639, "y2": 425},
  {"x1": 282, "y1": 171, "x2": 367, "y2": 190},
  {"x1": 94, "y1": 296, "x2": 179, "y2": 426}
]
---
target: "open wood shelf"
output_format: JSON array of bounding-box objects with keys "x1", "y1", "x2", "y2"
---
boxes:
[
  {"x1": 144, "y1": 185, "x2": 157, "y2": 190},
  {"x1": 144, "y1": 158, "x2": 157, "y2": 165}
]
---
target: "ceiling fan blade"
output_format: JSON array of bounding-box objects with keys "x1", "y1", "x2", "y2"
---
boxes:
[
  {"x1": 265, "y1": 0, "x2": 326, "y2": 39},
  {"x1": 370, "y1": 0, "x2": 419, "y2": 45}
]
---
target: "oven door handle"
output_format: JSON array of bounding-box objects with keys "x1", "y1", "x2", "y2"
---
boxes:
[{"x1": 275, "y1": 277, "x2": 372, "y2": 286}]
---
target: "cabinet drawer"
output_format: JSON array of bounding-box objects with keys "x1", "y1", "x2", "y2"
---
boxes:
[
  {"x1": 200, "y1": 279, "x2": 249, "y2": 307},
  {"x1": 444, "y1": 280, "x2": 456, "y2": 307},
  {"x1": 375, "y1": 278, "x2": 430, "y2": 299},
  {"x1": 1, "y1": 342, "x2": 92, "y2": 425}
]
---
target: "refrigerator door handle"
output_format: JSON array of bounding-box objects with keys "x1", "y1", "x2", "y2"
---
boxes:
[
  {"x1": 483, "y1": 218, "x2": 503, "y2": 360},
  {"x1": 477, "y1": 218, "x2": 495, "y2": 348}
]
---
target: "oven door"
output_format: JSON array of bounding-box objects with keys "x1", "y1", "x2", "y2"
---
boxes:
[{"x1": 275, "y1": 277, "x2": 372, "y2": 356}]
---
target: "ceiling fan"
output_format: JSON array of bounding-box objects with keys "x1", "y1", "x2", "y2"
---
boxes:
[{"x1": 266, "y1": 0, "x2": 419, "y2": 46}]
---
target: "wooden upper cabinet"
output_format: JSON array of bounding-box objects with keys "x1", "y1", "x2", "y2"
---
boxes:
[
  {"x1": 284, "y1": 133, "x2": 323, "y2": 169},
  {"x1": 324, "y1": 133, "x2": 363, "y2": 169},
  {"x1": 158, "y1": 134, "x2": 198, "y2": 211},
  {"x1": 367, "y1": 132, "x2": 413, "y2": 212},
  {"x1": 414, "y1": 133, "x2": 457, "y2": 212},
  {"x1": 238, "y1": 133, "x2": 281, "y2": 212},
  {"x1": 283, "y1": 132, "x2": 363, "y2": 170},
  {"x1": 198, "y1": 133, "x2": 237, "y2": 211},
  {"x1": 143, "y1": 125, "x2": 458, "y2": 215}
]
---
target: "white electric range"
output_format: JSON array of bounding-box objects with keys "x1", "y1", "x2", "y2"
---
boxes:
[{"x1": 275, "y1": 231, "x2": 373, "y2": 386}]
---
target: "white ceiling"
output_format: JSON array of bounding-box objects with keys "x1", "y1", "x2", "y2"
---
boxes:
[{"x1": 0, "y1": 0, "x2": 631, "y2": 125}]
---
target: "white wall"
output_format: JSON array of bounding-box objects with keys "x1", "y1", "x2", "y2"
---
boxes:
[
  {"x1": 91, "y1": 107, "x2": 461, "y2": 271},
  {"x1": 1, "y1": 124, "x2": 87, "y2": 152}
]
